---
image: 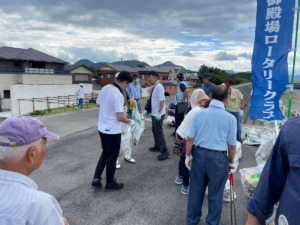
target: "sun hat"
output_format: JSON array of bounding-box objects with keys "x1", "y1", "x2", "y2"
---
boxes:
[
  {"x1": 200, "y1": 73, "x2": 212, "y2": 80},
  {"x1": 0, "y1": 116, "x2": 59, "y2": 147}
]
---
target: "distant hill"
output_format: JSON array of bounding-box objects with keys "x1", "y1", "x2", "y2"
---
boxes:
[
  {"x1": 111, "y1": 60, "x2": 149, "y2": 68},
  {"x1": 155, "y1": 61, "x2": 187, "y2": 73},
  {"x1": 225, "y1": 70, "x2": 236, "y2": 74},
  {"x1": 74, "y1": 59, "x2": 105, "y2": 68}
]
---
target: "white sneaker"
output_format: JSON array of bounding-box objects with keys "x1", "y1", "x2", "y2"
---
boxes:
[
  {"x1": 124, "y1": 157, "x2": 136, "y2": 163},
  {"x1": 80, "y1": 109, "x2": 84, "y2": 111},
  {"x1": 76, "y1": 107, "x2": 78, "y2": 110},
  {"x1": 116, "y1": 161, "x2": 121, "y2": 169}
]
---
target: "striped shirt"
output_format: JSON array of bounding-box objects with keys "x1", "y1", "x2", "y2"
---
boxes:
[
  {"x1": 126, "y1": 82, "x2": 142, "y2": 100},
  {"x1": 0, "y1": 169, "x2": 64, "y2": 225}
]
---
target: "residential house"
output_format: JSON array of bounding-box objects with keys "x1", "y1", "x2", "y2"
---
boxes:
[
  {"x1": 160, "y1": 66, "x2": 181, "y2": 84},
  {"x1": 65, "y1": 64, "x2": 94, "y2": 84},
  {"x1": 184, "y1": 73, "x2": 199, "y2": 86},
  {"x1": 0, "y1": 46, "x2": 70, "y2": 110},
  {"x1": 95, "y1": 63, "x2": 138, "y2": 86},
  {"x1": 134, "y1": 65, "x2": 170, "y2": 83}
]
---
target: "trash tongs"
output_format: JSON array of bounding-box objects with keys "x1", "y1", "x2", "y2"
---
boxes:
[{"x1": 229, "y1": 173, "x2": 237, "y2": 225}]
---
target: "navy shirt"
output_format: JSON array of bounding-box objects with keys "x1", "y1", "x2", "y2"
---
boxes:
[
  {"x1": 201, "y1": 82, "x2": 215, "y2": 97},
  {"x1": 168, "y1": 103, "x2": 176, "y2": 116},
  {"x1": 247, "y1": 116, "x2": 300, "y2": 225}
]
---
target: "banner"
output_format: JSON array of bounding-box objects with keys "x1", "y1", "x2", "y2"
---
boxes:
[{"x1": 251, "y1": 0, "x2": 295, "y2": 120}]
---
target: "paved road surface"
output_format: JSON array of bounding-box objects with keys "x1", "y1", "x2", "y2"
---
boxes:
[{"x1": 2, "y1": 96, "x2": 259, "y2": 225}]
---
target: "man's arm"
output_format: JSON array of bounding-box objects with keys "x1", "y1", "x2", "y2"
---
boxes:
[
  {"x1": 181, "y1": 89, "x2": 189, "y2": 102},
  {"x1": 246, "y1": 213, "x2": 260, "y2": 225},
  {"x1": 158, "y1": 100, "x2": 164, "y2": 114},
  {"x1": 116, "y1": 112, "x2": 132, "y2": 124},
  {"x1": 240, "y1": 98, "x2": 244, "y2": 109},
  {"x1": 228, "y1": 145, "x2": 236, "y2": 163},
  {"x1": 186, "y1": 136, "x2": 194, "y2": 156}
]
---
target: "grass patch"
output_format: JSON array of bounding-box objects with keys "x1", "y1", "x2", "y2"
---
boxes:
[{"x1": 29, "y1": 103, "x2": 96, "y2": 116}]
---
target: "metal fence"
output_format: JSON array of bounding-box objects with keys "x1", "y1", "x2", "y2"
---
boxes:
[{"x1": 17, "y1": 93, "x2": 98, "y2": 115}]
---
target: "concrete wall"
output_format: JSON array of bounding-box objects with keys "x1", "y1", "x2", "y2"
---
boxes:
[
  {"x1": 0, "y1": 74, "x2": 23, "y2": 109},
  {"x1": 23, "y1": 74, "x2": 72, "y2": 84},
  {"x1": 10, "y1": 84, "x2": 92, "y2": 116}
]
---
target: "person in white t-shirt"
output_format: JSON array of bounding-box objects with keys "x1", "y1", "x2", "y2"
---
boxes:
[
  {"x1": 75, "y1": 84, "x2": 85, "y2": 111},
  {"x1": 92, "y1": 71, "x2": 135, "y2": 191},
  {"x1": 145, "y1": 71, "x2": 170, "y2": 161}
]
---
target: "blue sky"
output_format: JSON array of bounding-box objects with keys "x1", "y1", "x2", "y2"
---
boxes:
[{"x1": 0, "y1": 0, "x2": 298, "y2": 73}]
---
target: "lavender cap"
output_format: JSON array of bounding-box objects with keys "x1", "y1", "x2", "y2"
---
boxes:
[{"x1": 0, "y1": 116, "x2": 59, "y2": 147}]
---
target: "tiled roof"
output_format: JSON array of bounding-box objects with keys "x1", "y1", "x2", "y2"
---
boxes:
[
  {"x1": 65, "y1": 64, "x2": 94, "y2": 73},
  {"x1": 134, "y1": 66, "x2": 169, "y2": 73},
  {"x1": 105, "y1": 63, "x2": 138, "y2": 73},
  {"x1": 0, "y1": 46, "x2": 69, "y2": 64}
]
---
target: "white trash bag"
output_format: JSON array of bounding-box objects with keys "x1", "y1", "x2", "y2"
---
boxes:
[
  {"x1": 132, "y1": 107, "x2": 145, "y2": 146},
  {"x1": 243, "y1": 127, "x2": 262, "y2": 145},
  {"x1": 239, "y1": 163, "x2": 265, "y2": 197},
  {"x1": 236, "y1": 141, "x2": 242, "y2": 159},
  {"x1": 255, "y1": 132, "x2": 275, "y2": 165},
  {"x1": 120, "y1": 123, "x2": 132, "y2": 156}
]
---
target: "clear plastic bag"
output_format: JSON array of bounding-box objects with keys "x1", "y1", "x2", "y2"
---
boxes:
[
  {"x1": 255, "y1": 132, "x2": 275, "y2": 165},
  {"x1": 132, "y1": 107, "x2": 145, "y2": 146},
  {"x1": 120, "y1": 123, "x2": 132, "y2": 156},
  {"x1": 239, "y1": 164, "x2": 265, "y2": 197},
  {"x1": 236, "y1": 141, "x2": 242, "y2": 159},
  {"x1": 243, "y1": 127, "x2": 262, "y2": 145}
]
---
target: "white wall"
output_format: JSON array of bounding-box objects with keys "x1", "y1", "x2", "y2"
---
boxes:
[{"x1": 10, "y1": 84, "x2": 92, "y2": 116}]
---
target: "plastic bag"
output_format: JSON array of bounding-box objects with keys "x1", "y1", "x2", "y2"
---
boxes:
[
  {"x1": 255, "y1": 132, "x2": 275, "y2": 165},
  {"x1": 239, "y1": 164, "x2": 265, "y2": 197},
  {"x1": 236, "y1": 141, "x2": 242, "y2": 159},
  {"x1": 223, "y1": 179, "x2": 237, "y2": 202},
  {"x1": 243, "y1": 127, "x2": 262, "y2": 145},
  {"x1": 120, "y1": 123, "x2": 132, "y2": 156},
  {"x1": 132, "y1": 107, "x2": 145, "y2": 146}
]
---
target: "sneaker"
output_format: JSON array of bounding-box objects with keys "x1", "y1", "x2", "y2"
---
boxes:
[
  {"x1": 75, "y1": 107, "x2": 78, "y2": 110},
  {"x1": 175, "y1": 176, "x2": 183, "y2": 185},
  {"x1": 105, "y1": 179, "x2": 124, "y2": 191},
  {"x1": 80, "y1": 109, "x2": 84, "y2": 111},
  {"x1": 124, "y1": 157, "x2": 136, "y2": 163},
  {"x1": 181, "y1": 185, "x2": 189, "y2": 195},
  {"x1": 116, "y1": 160, "x2": 121, "y2": 169},
  {"x1": 149, "y1": 146, "x2": 161, "y2": 152},
  {"x1": 91, "y1": 178, "x2": 102, "y2": 188},
  {"x1": 157, "y1": 152, "x2": 170, "y2": 160}
]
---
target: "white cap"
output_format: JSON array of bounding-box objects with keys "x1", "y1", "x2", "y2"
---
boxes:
[{"x1": 79, "y1": 83, "x2": 83, "y2": 87}]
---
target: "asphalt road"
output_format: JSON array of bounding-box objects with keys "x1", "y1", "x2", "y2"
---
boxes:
[{"x1": 24, "y1": 98, "x2": 260, "y2": 225}]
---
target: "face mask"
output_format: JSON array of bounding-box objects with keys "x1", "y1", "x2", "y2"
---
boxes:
[{"x1": 136, "y1": 79, "x2": 140, "y2": 83}]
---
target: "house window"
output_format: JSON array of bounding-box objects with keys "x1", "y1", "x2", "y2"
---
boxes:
[
  {"x1": 98, "y1": 74, "x2": 104, "y2": 79},
  {"x1": 4, "y1": 90, "x2": 10, "y2": 99},
  {"x1": 107, "y1": 73, "x2": 113, "y2": 78}
]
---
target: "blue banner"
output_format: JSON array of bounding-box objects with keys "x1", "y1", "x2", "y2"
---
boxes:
[{"x1": 251, "y1": 0, "x2": 295, "y2": 120}]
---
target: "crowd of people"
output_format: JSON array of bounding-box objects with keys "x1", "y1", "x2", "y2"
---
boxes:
[{"x1": 0, "y1": 70, "x2": 298, "y2": 225}]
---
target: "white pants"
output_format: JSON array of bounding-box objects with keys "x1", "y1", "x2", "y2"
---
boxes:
[{"x1": 166, "y1": 115, "x2": 175, "y2": 125}]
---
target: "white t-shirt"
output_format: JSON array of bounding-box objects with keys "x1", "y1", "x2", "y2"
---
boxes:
[
  {"x1": 151, "y1": 83, "x2": 166, "y2": 116},
  {"x1": 97, "y1": 85, "x2": 124, "y2": 134},
  {"x1": 76, "y1": 87, "x2": 85, "y2": 98},
  {"x1": 177, "y1": 106, "x2": 203, "y2": 139}
]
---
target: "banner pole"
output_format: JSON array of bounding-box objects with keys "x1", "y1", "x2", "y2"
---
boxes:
[{"x1": 288, "y1": 0, "x2": 300, "y2": 119}]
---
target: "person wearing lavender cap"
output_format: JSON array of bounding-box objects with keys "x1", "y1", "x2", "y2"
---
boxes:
[{"x1": 0, "y1": 116, "x2": 68, "y2": 225}]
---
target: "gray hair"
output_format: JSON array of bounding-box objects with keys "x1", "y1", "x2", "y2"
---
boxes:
[{"x1": 0, "y1": 137, "x2": 43, "y2": 162}]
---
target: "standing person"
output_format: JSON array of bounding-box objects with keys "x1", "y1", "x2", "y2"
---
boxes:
[
  {"x1": 0, "y1": 116, "x2": 68, "y2": 225},
  {"x1": 92, "y1": 71, "x2": 135, "y2": 191},
  {"x1": 246, "y1": 116, "x2": 300, "y2": 225},
  {"x1": 223, "y1": 82, "x2": 244, "y2": 142},
  {"x1": 173, "y1": 73, "x2": 188, "y2": 136},
  {"x1": 146, "y1": 71, "x2": 170, "y2": 160},
  {"x1": 75, "y1": 83, "x2": 85, "y2": 111},
  {"x1": 200, "y1": 73, "x2": 215, "y2": 97},
  {"x1": 175, "y1": 89, "x2": 209, "y2": 195},
  {"x1": 185, "y1": 85, "x2": 237, "y2": 225},
  {"x1": 126, "y1": 73, "x2": 142, "y2": 118}
]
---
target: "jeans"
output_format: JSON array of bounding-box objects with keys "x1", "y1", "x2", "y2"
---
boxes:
[
  {"x1": 127, "y1": 100, "x2": 142, "y2": 119},
  {"x1": 93, "y1": 132, "x2": 121, "y2": 184},
  {"x1": 187, "y1": 147, "x2": 228, "y2": 225},
  {"x1": 227, "y1": 111, "x2": 241, "y2": 141},
  {"x1": 76, "y1": 98, "x2": 84, "y2": 109}
]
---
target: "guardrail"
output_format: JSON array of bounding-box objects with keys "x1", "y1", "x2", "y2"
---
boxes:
[{"x1": 0, "y1": 68, "x2": 70, "y2": 75}]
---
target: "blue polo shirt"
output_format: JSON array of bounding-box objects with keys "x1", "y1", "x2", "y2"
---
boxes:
[
  {"x1": 187, "y1": 99, "x2": 236, "y2": 150},
  {"x1": 247, "y1": 116, "x2": 300, "y2": 225},
  {"x1": 201, "y1": 82, "x2": 215, "y2": 97}
]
